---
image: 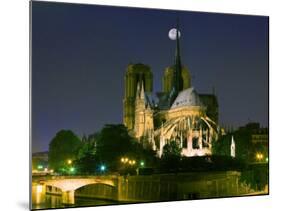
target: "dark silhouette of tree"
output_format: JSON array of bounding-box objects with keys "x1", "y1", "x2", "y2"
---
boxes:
[
  {"x1": 162, "y1": 141, "x2": 182, "y2": 157},
  {"x1": 48, "y1": 130, "x2": 82, "y2": 171},
  {"x1": 213, "y1": 129, "x2": 252, "y2": 162},
  {"x1": 75, "y1": 133, "x2": 100, "y2": 174},
  {"x1": 160, "y1": 141, "x2": 182, "y2": 171},
  {"x1": 212, "y1": 134, "x2": 231, "y2": 156},
  {"x1": 72, "y1": 125, "x2": 158, "y2": 174},
  {"x1": 75, "y1": 151, "x2": 99, "y2": 174},
  {"x1": 94, "y1": 124, "x2": 137, "y2": 171},
  {"x1": 77, "y1": 133, "x2": 98, "y2": 160}
]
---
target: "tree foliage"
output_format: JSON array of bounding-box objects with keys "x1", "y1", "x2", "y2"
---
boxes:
[
  {"x1": 75, "y1": 133, "x2": 99, "y2": 174},
  {"x1": 94, "y1": 124, "x2": 137, "y2": 171},
  {"x1": 213, "y1": 129, "x2": 252, "y2": 162},
  {"x1": 48, "y1": 130, "x2": 82, "y2": 171},
  {"x1": 160, "y1": 141, "x2": 182, "y2": 171}
]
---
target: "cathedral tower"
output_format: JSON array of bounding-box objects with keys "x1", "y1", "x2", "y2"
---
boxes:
[
  {"x1": 162, "y1": 66, "x2": 191, "y2": 93},
  {"x1": 123, "y1": 63, "x2": 153, "y2": 130}
]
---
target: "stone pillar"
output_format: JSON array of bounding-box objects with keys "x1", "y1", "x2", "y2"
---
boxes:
[
  {"x1": 209, "y1": 128, "x2": 213, "y2": 149},
  {"x1": 180, "y1": 131, "x2": 183, "y2": 148},
  {"x1": 159, "y1": 123, "x2": 165, "y2": 157},
  {"x1": 62, "y1": 190, "x2": 75, "y2": 204},
  {"x1": 187, "y1": 130, "x2": 193, "y2": 156},
  {"x1": 159, "y1": 136, "x2": 164, "y2": 157},
  {"x1": 32, "y1": 184, "x2": 46, "y2": 205},
  {"x1": 199, "y1": 127, "x2": 203, "y2": 150}
]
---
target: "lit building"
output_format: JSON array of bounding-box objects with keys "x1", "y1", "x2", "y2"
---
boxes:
[
  {"x1": 123, "y1": 63, "x2": 153, "y2": 130},
  {"x1": 32, "y1": 151, "x2": 49, "y2": 170},
  {"x1": 123, "y1": 22, "x2": 221, "y2": 157},
  {"x1": 251, "y1": 130, "x2": 268, "y2": 145}
]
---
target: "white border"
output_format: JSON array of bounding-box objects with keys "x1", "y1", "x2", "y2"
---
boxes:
[{"x1": 0, "y1": 0, "x2": 280, "y2": 210}]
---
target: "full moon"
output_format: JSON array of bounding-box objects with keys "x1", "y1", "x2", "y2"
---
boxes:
[{"x1": 168, "y1": 28, "x2": 181, "y2": 40}]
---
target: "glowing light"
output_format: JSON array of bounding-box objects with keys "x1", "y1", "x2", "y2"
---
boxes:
[
  {"x1": 256, "y1": 153, "x2": 264, "y2": 161},
  {"x1": 132, "y1": 160, "x2": 136, "y2": 165},
  {"x1": 44, "y1": 168, "x2": 48, "y2": 172},
  {"x1": 67, "y1": 159, "x2": 72, "y2": 165},
  {"x1": 121, "y1": 157, "x2": 125, "y2": 163},
  {"x1": 70, "y1": 167, "x2": 75, "y2": 172},
  {"x1": 140, "y1": 161, "x2": 145, "y2": 167},
  {"x1": 256, "y1": 153, "x2": 260, "y2": 159},
  {"x1": 37, "y1": 185, "x2": 43, "y2": 193},
  {"x1": 266, "y1": 157, "x2": 269, "y2": 162},
  {"x1": 124, "y1": 158, "x2": 128, "y2": 163},
  {"x1": 50, "y1": 169, "x2": 54, "y2": 173},
  {"x1": 100, "y1": 165, "x2": 106, "y2": 171},
  {"x1": 37, "y1": 165, "x2": 43, "y2": 170}
]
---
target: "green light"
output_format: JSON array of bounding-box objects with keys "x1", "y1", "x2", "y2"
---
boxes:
[
  {"x1": 70, "y1": 167, "x2": 75, "y2": 172},
  {"x1": 37, "y1": 165, "x2": 43, "y2": 170},
  {"x1": 140, "y1": 161, "x2": 145, "y2": 167},
  {"x1": 100, "y1": 165, "x2": 106, "y2": 171},
  {"x1": 266, "y1": 157, "x2": 269, "y2": 162}
]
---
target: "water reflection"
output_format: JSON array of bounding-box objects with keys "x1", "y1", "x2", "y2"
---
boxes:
[{"x1": 32, "y1": 184, "x2": 116, "y2": 210}]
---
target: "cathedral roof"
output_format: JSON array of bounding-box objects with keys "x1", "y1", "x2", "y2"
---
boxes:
[
  {"x1": 171, "y1": 87, "x2": 202, "y2": 109},
  {"x1": 144, "y1": 92, "x2": 156, "y2": 108}
]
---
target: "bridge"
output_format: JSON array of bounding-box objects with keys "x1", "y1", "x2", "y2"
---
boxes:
[
  {"x1": 33, "y1": 171, "x2": 242, "y2": 205},
  {"x1": 33, "y1": 175, "x2": 119, "y2": 204}
]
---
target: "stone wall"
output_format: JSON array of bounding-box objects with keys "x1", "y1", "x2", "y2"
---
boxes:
[{"x1": 71, "y1": 171, "x2": 240, "y2": 202}]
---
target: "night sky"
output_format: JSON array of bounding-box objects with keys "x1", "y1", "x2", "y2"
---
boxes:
[{"x1": 32, "y1": 1, "x2": 268, "y2": 152}]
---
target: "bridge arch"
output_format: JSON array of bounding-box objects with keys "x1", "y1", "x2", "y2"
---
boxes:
[
  {"x1": 43, "y1": 178, "x2": 116, "y2": 192},
  {"x1": 74, "y1": 183, "x2": 117, "y2": 201},
  {"x1": 38, "y1": 177, "x2": 119, "y2": 204}
]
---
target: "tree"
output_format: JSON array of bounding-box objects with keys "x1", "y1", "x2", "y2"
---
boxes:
[
  {"x1": 212, "y1": 134, "x2": 231, "y2": 156},
  {"x1": 77, "y1": 133, "x2": 98, "y2": 160},
  {"x1": 94, "y1": 124, "x2": 137, "y2": 171},
  {"x1": 213, "y1": 128, "x2": 253, "y2": 162},
  {"x1": 75, "y1": 133, "x2": 99, "y2": 174},
  {"x1": 48, "y1": 130, "x2": 82, "y2": 172},
  {"x1": 162, "y1": 141, "x2": 182, "y2": 158},
  {"x1": 160, "y1": 141, "x2": 182, "y2": 171},
  {"x1": 75, "y1": 151, "x2": 99, "y2": 174}
]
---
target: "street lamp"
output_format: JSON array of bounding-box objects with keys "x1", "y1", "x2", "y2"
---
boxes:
[
  {"x1": 37, "y1": 165, "x2": 43, "y2": 170},
  {"x1": 67, "y1": 159, "x2": 72, "y2": 165},
  {"x1": 256, "y1": 153, "x2": 264, "y2": 161},
  {"x1": 121, "y1": 157, "x2": 130, "y2": 164}
]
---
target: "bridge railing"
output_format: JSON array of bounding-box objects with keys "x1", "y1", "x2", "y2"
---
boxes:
[{"x1": 32, "y1": 174, "x2": 119, "y2": 182}]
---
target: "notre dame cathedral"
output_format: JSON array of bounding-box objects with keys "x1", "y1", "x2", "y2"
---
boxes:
[{"x1": 123, "y1": 23, "x2": 221, "y2": 157}]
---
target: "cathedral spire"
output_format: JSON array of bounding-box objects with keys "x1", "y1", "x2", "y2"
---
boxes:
[
  {"x1": 173, "y1": 18, "x2": 183, "y2": 93},
  {"x1": 169, "y1": 18, "x2": 184, "y2": 106},
  {"x1": 136, "y1": 81, "x2": 141, "y2": 98},
  {"x1": 140, "y1": 80, "x2": 145, "y2": 100},
  {"x1": 231, "y1": 135, "x2": 236, "y2": 158}
]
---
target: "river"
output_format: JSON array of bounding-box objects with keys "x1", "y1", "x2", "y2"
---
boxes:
[{"x1": 32, "y1": 188, "x2": 117, "y2": 209}]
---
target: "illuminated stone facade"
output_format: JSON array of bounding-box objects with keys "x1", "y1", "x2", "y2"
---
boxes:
[
  {"x1": 123, "y1": 24, "x2": 220, "y2": 157},
  {"x1": 123, "y1": 64, "x2": 153, "y2": 130},
  {"x1": 162, "y1": 66, "x2": 191, "y2": 93}
]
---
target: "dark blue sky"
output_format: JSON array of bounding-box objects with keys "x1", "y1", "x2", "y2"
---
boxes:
[{"x1": 32, "y1": 1, "x2": 268, "y2": 152}]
